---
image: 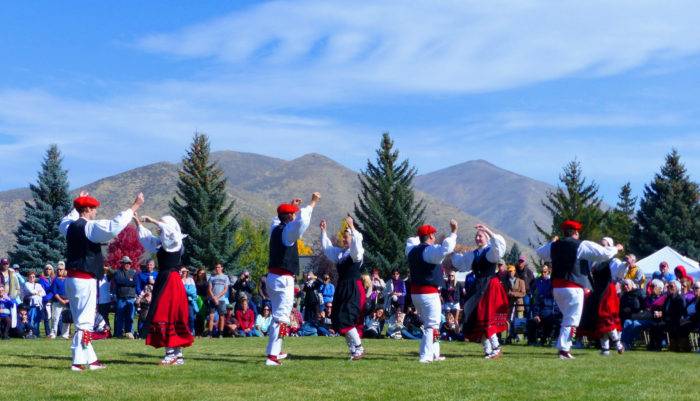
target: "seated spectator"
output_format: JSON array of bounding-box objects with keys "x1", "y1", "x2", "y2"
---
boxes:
[
  {"x1": 364, "y1": 307, "x2": 386, "y2": 338},
  {"x1": 320, "y1": 274, "x2": 335, "y2": 310},
  {"x1": 0, "y1": 286, "x2": 15, "y2": 339},
  {"x1": 687, "y1": 282, "x2": 700, "y2": 329},
  {"x1": 644, "y1": 279, "x2": 670, "y2": 351},
  {"x1": 386, "y1": 310, "x2": 406, "y2": 339},
  {"x1": 402, "y1": 306, "x2": 423, "y2": 340},
  {"x1": 235, "y1": 297, "x2": 259, "y2": 337},
  {"x1": 300, "y1": 311, "x2": 322, "y2": 337},
  {"x1": 619, "y1": 254, "x2": 645, "y2": 288},
  {"x1": 22, "y1": 271, "x2": 45, "y2": 338},
  {"x1": 619, "y1": 279, "x2": 648, "y2": 349},
  {"x1": 440, "y1": 310, "x2": 463, "y2": 342},
  {"x1": 441, "y1": 272, "x2": 462, "y2": 313},
  {"x1": 526, "y1": 265, "x2": 561, "y2": 346},
  {"x1": 317, "y1": 304, "x2": 336, "y2": 336},
  {"x1": 289, "y1": 304, "x2": 303, "y2": 336},
  {"x1": 657, "y1": 262, "x2": 675, "y2": 283},
  {"x1": 255, "y1": 305, "x2": 272, "y2": 336},
  {"x1": 674, "y1": 265, "x2": 694, "y2": 286},
  {"x1": 12, "y1": 306, "x2": 32, "y2": 338},
  {"x1": 650, "y1": 280, "x2": 688, "y2": 351},
  {"x1": 222, "y1": 305, "x2": 238, "y2": 337},
  {"x1": 367, "y1": 269, "x2": 385, "y2": 310},
  {"x1": 384, "y1": 269, "x2": 406, "y2": 314}
]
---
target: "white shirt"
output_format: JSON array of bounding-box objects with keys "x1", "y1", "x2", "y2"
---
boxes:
[
  {"x1": 98, "y1": 276, "x2": 112, "y2": 304},
  {"x1": 23, "y1": 281, "x2": 45, "y2": 307},
  {"x1": 137, "y1": 225, "x2": 161, "y2": 254},
  {"x1": 321, "y1": 228, "x2": 364, "y2": 263},
  {"x1": 451, "y1": 234, "x2": 507, "y2": 272},
  {"x1": 270, "y1": 205, "x2": 314, "y2": 246},
  {"x1": 405, "y1": 233, "x2": 457, "y2": 265},
  {"x1": 536, "y1": 239, "x2": 619, "y2": 265},
  {"x1": 59, "y1": 208, "x2": 134, "y2": 243}
]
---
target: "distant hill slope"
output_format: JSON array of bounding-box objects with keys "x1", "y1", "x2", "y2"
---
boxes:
[
  {"x1": 0, "y1": 152, "x2": 531, "y2": 267},
  {"x1": 415, "y1": 160, "x2": 554, "y2": 245}
]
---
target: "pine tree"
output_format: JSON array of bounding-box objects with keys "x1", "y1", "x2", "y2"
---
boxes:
[
  {"x1": 10, "y1": 145, "x2": 71, "y2": 268},
  {"x1": 603, "y1": 182, "x2": 637, "y2": 246},
  {"x1": 170, "y1": 133, "x2": 241, "y2": 270},
  {"x1": 631, "y1": 149, "x2": 700, "y2": 259},
  {"x1": 505, "y1": 243, "x2": 521, "y2": 265},
  {"x1": 354, "y1": 133, "x2": 426, "y2": 276},
  {"x1": 534, "y1": 160, "x2": 606, "y2": 243},
  {"x1": 105, "y1": 225, "x2": 145, "y2": 269}
]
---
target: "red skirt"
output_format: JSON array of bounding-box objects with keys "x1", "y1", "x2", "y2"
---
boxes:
[
  {"x1": 145, "y1": 271, "x2": 194, "y2": 349},
  {"x1": 595, "y1": 283, "x2": 622, "y2": 337},
  {"x1": 464, "y1": 277, "x2": 509, "y2": 342}
]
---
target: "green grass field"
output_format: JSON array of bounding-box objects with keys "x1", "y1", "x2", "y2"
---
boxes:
[{"x1": 1, "y1": 337, "x2": 698, "y2": 401}]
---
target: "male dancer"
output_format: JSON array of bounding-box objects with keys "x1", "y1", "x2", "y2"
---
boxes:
[
  {"x1": 59, "y1": 191, "x2": 144, "y2": 371},
  {"x1": 536, "y1": 220, "x2": 623, "y2": 359},
  {"x1": 265, "y1": 192, "x2": 320, "y2": 366},
  {"x1": 405, "y1": 220, "x2": 457, "y2": 363}
]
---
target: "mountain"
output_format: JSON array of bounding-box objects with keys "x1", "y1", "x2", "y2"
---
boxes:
[
  {"x1": 415, "y1": 159, "x2": 554, "y2": 245},
  {"x1": 0, "y1": 151, "x2": 531, "y2": 267}
]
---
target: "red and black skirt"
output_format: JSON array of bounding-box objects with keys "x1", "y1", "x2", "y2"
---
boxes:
[
  {"x1": 144, "y1": 270, "x2": 194, "y2": 349},
  {"x1": 580, "y1": 282, "x2": 621, "y2": 339},
  {"x1": 462, "y1": 276, "x2": 510, "y2": 342},
  {"x1": 331, "y1": 278, "x2": 366, "y2": 336}
]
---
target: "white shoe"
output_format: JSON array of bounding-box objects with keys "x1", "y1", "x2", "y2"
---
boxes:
[
  {"x1": 600, "y1": 349, "x2": 611, "y2": 356},
  {"x1": 434, "y1": 356, "x2": 446, "y2": 362},
  {"x1": 265, "y1": 356, "x2": 282, "y2": 366},
  {"x1": 61, "y1": 334, "x2": 70, "y2": 340},
  {"x1": 419, "y1": 359, "x2": 432, "y2": 364},
  {"x1": 70, "y1": 364, "x2": 85, "y2": 372},
  {"x1": 558, "y1": 351, "x2": 575, "y2": 360},
  {"x1": 88, "y1": 361, "x2": 107, "y2": 370},
  {"x1": 277, "y1": 353, "x2": 288, "y2": 360},
  {"x1": 48, "y1": 334, "x2": 56, "y2": 339}
]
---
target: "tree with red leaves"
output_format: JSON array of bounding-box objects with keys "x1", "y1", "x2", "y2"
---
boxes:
[{"x1": 106, "y1": 224, "x2": 145, "y2": 269}]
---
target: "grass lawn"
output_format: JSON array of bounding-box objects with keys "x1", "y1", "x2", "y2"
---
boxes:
[{"x1": 1, "y1": 336, "x2": 698, "y2": 401}]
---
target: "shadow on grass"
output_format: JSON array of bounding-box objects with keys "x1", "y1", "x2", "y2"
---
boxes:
[{"x1": 7, "y1": 354, "x2": 71, "y2": 361}]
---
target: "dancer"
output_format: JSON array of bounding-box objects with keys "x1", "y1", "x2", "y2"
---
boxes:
[
  {"x1": 405, "y1": 220, "x2": 458, "y2": 363},
  {"x1": 452, "y1": 224, "x2": 508, "y2": 359},
  {"x1": 265, "y1": 192, "x2": 320, "y2": 366},
  {"x1": 578, "y1": 237, "x2": 625, "y2": 356},
  {"x1": 536, "y1": 220, "x2": 623, "y2": 359},
  {"x1": 58, "y1": 191, "x2": 144, "y2": 371},
  {"x1": 320, "y1": 216, "x2": 365, "y2": 360},
  {"x1": 135, "y1": 214, "x2": 194, "y2": 365}
]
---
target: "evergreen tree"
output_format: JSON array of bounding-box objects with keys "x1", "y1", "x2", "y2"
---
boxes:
[
  {"x1": 534, "y1": 160, "x2": 606, "y2": 243},
  {"x1": 105, "y1": 225, "x2": 145, "y2": 269},
  {"x1": 603, "y1": 182, "x2": 637, "y2": 246},
  {"x1": 10, "y1": 145, "x2": 71, "y2": 268},
  {"x1": 505, "y1": 243, "x2": 521, "y2": 265},
  {"x1": 170, "y1": 133, "x2": 241, "y2": 270},
  {"x1": 354, "y1": 133, "x2": 426, "y2": 276},
  {"x1": 631, "y1": 149, "x2": 700, "y2": 259}
]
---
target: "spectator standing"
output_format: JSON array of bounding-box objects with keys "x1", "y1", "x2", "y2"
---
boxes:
[
  {"x1": 207, "y1": 263, "x2": 230, "y2": 337},
  {"x1": 38, "y1": 264, "x2": 55, "y2": 337},
  {"x1": 384, "y1": 269, "x2": 406, "y2": 313},
  {"x1": 505, "y1": 265, "x2": 526, "y2": 342},
  {"x1": 136, "y1": 259, "x2": 158, "y2": 296},
  {"x1": 526, "y1": 265, "x2": 560, "y2": 346},
  {"x1": 181, "y1": 267, "x2": 198, "y2": 336},
  {"x1": 113, "y1": 256, "x2": 138, "y2": 338},
  {"x1": 0, "y1": 258, "x2": 21, "y2": 304},
  {"x1": 320, "y1": 274, "x2": 335, "y2": 309},
  {"x1": 22, "y1": 271, "x2": 45, "y2": 337},
  {"x1": 97, "y1": 266, "x2": 113, "y2": 329},
  {"x1": 441, "y1": 272, "x2": 462, "y2": 313},
  {"x1": 49, "y1": 265, "x2": 70, "y2": 339},
  {"x1": 194, "y1": 268, "x2": 209, "y2": 335},
  {"x1": 255, "y1": 305, "x2": 272, "y2": 336},
  {"x1": 301, "y1": 272, "x2": 322, "y2": 322},
  {"x1": 233, "y1": 271, "x2": 257, "y2": 314},
  {"x1": 515, "y1": 255, "x2": 535, "y2": 293}
]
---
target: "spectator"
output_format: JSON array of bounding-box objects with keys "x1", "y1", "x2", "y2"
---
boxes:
[
  {"x1": 207, "y1": 263, "x2": 230, "y2": 337},
  {"x1": 255, "y1": 304, "x2": 272, "y2": 336},
  {"x1": 619, "y1": 279, "x2": 648, "y2": 349},
  {"x1": 317, "y1": 303, "x2": 335, "y2": 336},
  {"x1": 687, "y1": 282, "x2": 700, "y2": 330},
  {"x1": 526, "y1": 265, "x2": 560, "y2": 346},
  {"x1": 49, "y1": 264, "x2": 70, "y2": 339},
  {"x1": 367, "y1": 268, "x2": 385, "y2": 309},
  {"x1": 440, "y1": 310, "x2": 463, "y2": 342},
  {"x1": 497, "y1": 259, "x2": 508, "y2": 282},
  {"x1": 384, "y1": 269, "x2": 406, "y2": 313},
  {"x1": 364, "y1": 307, "x2": 386, "y2": 338},
  {"x1": 402, "y1": 305, "x2": 423, "y2": 340},
  {"x1": 504, "y1": 265, "x2": 526, "y2": 342},
  {"x1": 136, "y1": 259, "x2": 158, "y2": 296},
  {"x1": 320, "y1": 274, "x2": 335, "y2": 309},
  {"x1": 462, "y1": 272, "x2": 476, "y2": 308},
  {"x1": 258, "y1": 273, "x2": 270, "y2": 310},
  {"x1": 236, "y1": 297, "x2": 259, "y2": 337},
  {"x1": 135, "y1": 281, "x2": 153, "y2": 338},
  {"x1": 301, "y1": 272, "x2": 322, "y2": 322},
  {"x1": 233, "y1": 271, "x2": 257, "y2": 314},
  {"x1": 181, "y1": 267, "x2": 198, "y2": 336},
  {"x1": 38, "y1": 264, "x2": 55, "y2": 337},
  {"x1": 651, "y1": 280, "x2": 687, "y2": 352},
  {"x1": 289, "y1": 303, "x2": 303, "y2": 336},
  {"x1": 681, "y1": 279, "x2": 695, "y2": 304},
  {"x1": 194, "y1": 268, "x2": 209, "y2": 335},
  {"x1": 515, "y1": 255, "x2": 535, "y2": 295},
  {"x1": 644, "y1": 279, "x2": 669, "y2": 351},
  {"x1": 22, "y1": 271, "x2": 45, "y2": 337},
  {"x1": 222, "y1": 305, "x2": 238, "y2": 337},
  {"x1": 386, "y1": 310, "x2": 406, "y2": 339},
  {"x1": 0, "y1": 286, "x2": 15, "y2": 339},
  {"x1": 674, "y1": 266, "x2": 695, "y2": 298},
  {"x1": 0, "y1": 258, "x2": 21, "y2": 303},
  {"x1": 441, "y1": 272, "x2": 462, "y2": 313},
  {"x1": 113, "y1": 256, "x2": 137, "y2": 338},
  {"x1": 97, "y1": 265, "x2": 114, "y2": 329},
  {"x1": 619, "y1": 254, "x2": 645, "y2": 287},
  {"x1": 657, "y1": 262, "x2": 675, "y2": 283},
  {"x1": 13, "y1": 306, "x2": 32, "y2": 338}
]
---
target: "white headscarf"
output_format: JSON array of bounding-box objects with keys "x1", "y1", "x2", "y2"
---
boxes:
[
  {"x1": 157, "y1": 215, "x2": 187, "y2": 253},
  {"x1": 601, "y1": 237, "x2": 614, "y2": 247}
]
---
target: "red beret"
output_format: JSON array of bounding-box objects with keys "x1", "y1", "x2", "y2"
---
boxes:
[
  {"x1": 560, "y1": 220, "x2": 582, "y2": 231},
  {"x1": 416, "y1": 224, "x2": 437, "y2": 237},
  {"x1": 73, "y1": 196, "x2": 100, "y2": 209},
  {"x1": 277, "y1": 203, "x2": 299, "y2": 215}
]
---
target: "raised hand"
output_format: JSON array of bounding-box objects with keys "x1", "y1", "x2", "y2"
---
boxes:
[
  {"x1": 131, "y1": 193, "x2": 145, "y2": 212},
  {"x1": 311, "y1": 192, "x2": 321, "y2": 206},
  {"x1": 133, "y1": 211, "x2": 141, "y2": 226},
  {"x1": 449, "y1": 219, "x2": 458, "y2": 233},
  {"x1": 345, "y1": 215, "x2": 354, "y2": 230},
  {"x1": 320, "y1": 219, "x2": 327, "y2": 231}
]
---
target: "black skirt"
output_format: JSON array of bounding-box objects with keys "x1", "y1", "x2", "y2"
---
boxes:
[{"x1": 331, "y1": 278, "x2": 365, "y2": 332}]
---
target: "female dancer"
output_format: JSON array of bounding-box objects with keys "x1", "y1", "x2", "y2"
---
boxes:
[
  {"x1": 135, "y1": 214, "x2": 194, "y2": 365},
  {"x1": 320, "y1": 216, "x2": 366, "y2": 360},
  {"x1": 452, "y1": 224, "x2": 508, "y2": 359}
]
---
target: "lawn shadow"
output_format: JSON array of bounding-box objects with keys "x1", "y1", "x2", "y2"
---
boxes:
[
  {"x1": 7, "y1": 353, "x2": 71, "y2": 362},
  {"x1": 0, "y1": 362, "x2": 57, "y2": 370}
]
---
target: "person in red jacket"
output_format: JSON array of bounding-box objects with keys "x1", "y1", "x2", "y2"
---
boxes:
[{"x1": 236, "y1": 297, "x2": 259, "y2": 337}]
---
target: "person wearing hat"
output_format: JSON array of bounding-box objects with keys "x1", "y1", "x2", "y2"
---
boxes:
[
  {"x1": 405, "y1": 219, "x2": 458, "y2": 363},
  {"x1": 135, "y1": 215, "x2": 193, "y2": 365},
  {"x1": 265, "y1": 192, "x2": 320, "y2": 366},
  {"x1": 536, "y1": 220, "x2": 623, "y2": 359},
  {"x1": 579, "y1": 237, "x2": 626, "y2": 356},
  {"x1": 452, "y1": 224, "x2": 508, "y2": 359},
  {"x1": 113, "y1": 255, "x2": 138, "y2": 339},
  {"x1": 58, "y1": 191, "x2": 144, "y2": 371},
  {"x1": 319, "y1": 216, "x2": 366, "y2": 360}
]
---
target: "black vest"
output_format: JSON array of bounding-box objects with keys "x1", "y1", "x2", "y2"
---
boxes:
[
  {"x1": 472, "y1": 247, "x2": 497, "y2": 279},
  {"x1": 66, "y1": 218, "x2": 104, "y2": 280},
  {"x1": 337, "y1": 254, "x2": 362, "y2": 281},
  {"x1": 268, "y1": 223, "x2": 300, "y2": 275},
  {"x1": 551, "y1": 237, "x2": 592, "y2": 290},
  {"x1": 156, "y1": 247, "x2": 182, "y2": 273},
  {"x1": 408, "y1": 244, "x2": 443, "y2": 288}
]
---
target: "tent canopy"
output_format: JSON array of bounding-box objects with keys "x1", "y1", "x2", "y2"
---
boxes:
[{"x1": 636, "y1": 246, "x2": 700, "y2": 280}]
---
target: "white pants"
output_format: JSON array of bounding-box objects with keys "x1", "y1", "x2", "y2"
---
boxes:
[
  {"x1": 412, "y1": 293, "x2": 441, "y2": 361},
  {"x1": 65, "y1": 277, "x2": 98, "y2": 365},
  {"x1": 552, "y1": 287, "x2": 584, "y2": 352},
  {"x1": 51, "y1": 302, "x2": 70, "y2": 337},
  {"x1": 266, "y1": 273, "x2": 294, "y2": 357}
]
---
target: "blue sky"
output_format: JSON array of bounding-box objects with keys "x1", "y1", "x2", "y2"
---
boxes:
[{"x1": 1, "y1": 1, "x2": 699, "y2": 204}]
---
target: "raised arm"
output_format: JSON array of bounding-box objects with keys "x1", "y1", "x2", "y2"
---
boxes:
[
  {"x1": 58, "y1": 209, "x2": 79, "y2": 236},
  {"x1": 405, "y1": 236, "x2": 420, "y2": 256},
  {"x1": 136, "y1": 221, "x2": 161, "y2": 254},
  {"x1": 320, "y1": 219, "x2": 343, "y2": 262},
  {"x1": 349, "y1": 228, "x2": 364, "y2": 263},
  {"x1": 85, "y1": 193, "x2": 144, "y2": 243},
  {"x1": 422, "y1": 220, "x2": 458, "y2": 265},
  {"x1": 486, "y1": 234, "x2": 507, "y2": 263},
  {"x1": 536, "y1": 242, "x2": 553, "y2": 262},
  {"x1": 282, "y1": 192, "x2": 320, "y2": 245},
  {"x1": 578, "y1": 240, "x2": 623, "y2": 264}
]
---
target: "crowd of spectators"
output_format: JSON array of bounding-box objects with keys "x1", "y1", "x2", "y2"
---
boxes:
[{"x1": 2, "y1": 252, "x2": 699, "y2": 354}]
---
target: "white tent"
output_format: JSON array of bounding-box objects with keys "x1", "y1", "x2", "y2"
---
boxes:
[{"x1": 636, "y1": 246, "x2": 700, "y2": 280}]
